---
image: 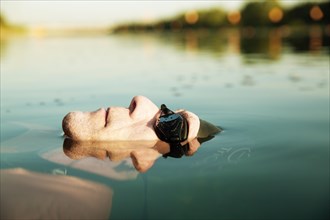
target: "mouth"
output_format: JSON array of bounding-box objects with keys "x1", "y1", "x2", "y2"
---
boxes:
[{"x1": 105, "y1": 108, "x2": 109, "y2": 127}]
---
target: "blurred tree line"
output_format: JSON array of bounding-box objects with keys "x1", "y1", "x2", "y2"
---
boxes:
[
  {"x1": 0, "y1": 13, "x2": 26, "y2": 39},
  {"x1": 0, "y1": 14, "x2": 8, "y2": 27},
  {"x1": 112, "y1": 0, "x2": 329, "y2": 32}
]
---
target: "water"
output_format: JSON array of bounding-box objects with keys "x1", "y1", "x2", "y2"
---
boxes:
[{"x1": 1, "y1": 29, "x2": 329, "y2": 219}]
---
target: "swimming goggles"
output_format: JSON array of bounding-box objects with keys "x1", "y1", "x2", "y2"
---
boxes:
[{"x1": 154, "y1": 104, "x2": 189, "y2": 158}]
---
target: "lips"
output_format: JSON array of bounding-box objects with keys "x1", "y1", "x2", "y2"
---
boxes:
[{"x1": 104, "y1": 108, "x2": 109, "y2": 127}]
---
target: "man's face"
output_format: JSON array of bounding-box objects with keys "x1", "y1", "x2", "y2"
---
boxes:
[{"x1": 62, "y1": 96, "x2": 199, "y2": 141}]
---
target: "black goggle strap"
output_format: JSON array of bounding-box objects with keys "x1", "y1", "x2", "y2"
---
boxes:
[
  {"x1": 160, "y1": 104, "x2": 175, "y2": 115},
  {"x1": 162, "y1": 142, "x2": 190, "y2": 159}
]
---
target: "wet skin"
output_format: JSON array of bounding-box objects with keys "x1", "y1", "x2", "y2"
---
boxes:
[{"x1": 62, "y1": 96, "x2": 200, "y2": 141}]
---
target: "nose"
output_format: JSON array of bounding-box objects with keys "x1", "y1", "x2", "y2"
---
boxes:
[{"x1": 129, "y1": 96, "x2": 159, "y2": 120}]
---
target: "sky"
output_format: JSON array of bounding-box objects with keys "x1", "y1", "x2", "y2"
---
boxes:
[{"x1": 1, "y1": 0, "x2": 304, "y2": 28}]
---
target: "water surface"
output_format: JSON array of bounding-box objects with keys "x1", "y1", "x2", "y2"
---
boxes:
[{"x1": 1, "y1": 29, "x2": 329, "y2": 219}]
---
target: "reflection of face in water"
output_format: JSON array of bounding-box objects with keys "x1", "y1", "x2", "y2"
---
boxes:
[
  {"x1": 63, "y1": 138, "x2": 205, "y2": 173},
  {"x1": 62, "y1": 96, "x2": 201, "y2": 141},
  {"x1": 62, "y1": 96, "x2": 221, "y2": 172}
]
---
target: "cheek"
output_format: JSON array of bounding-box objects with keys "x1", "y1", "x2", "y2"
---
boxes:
[
  {"x1": 98, "y1": 127, "x2": 127, "y2": 140},
  {"x1": 99, "y1": 120, "x2": 157, "y2": 140},
  {"x1": 128, "y1": 123, "x2": 158, "y2": 140},
  {"x1": 99, "y1": 117, "x2": 133, "y2": 140}
]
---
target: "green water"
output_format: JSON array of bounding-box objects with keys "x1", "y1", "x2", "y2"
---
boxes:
[{"x1": 1, "y1": 30, "x2": 329, "y2": 219}]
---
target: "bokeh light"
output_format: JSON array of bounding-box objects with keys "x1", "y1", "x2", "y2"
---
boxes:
[
  {"x1": 310, "y1": 5, "x2": 323, "y2": 21},
  {"x1": 227, "y1": 11, "x2": 241, "y2": 25},
  {"x1": 185, "y1": 10, "x2": 199, "y2": 25},
  {"x1": 268, "y1": 7, "x2": 283, "y2": 23}
]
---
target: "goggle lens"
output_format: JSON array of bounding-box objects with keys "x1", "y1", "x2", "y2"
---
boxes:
[{"x1": 154, "y1": 104, "x2": 189, "y2": 143}]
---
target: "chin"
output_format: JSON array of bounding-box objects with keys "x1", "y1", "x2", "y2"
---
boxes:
[{"x1": 62, "y1": 112, "x2": 88, "y2": 140}]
